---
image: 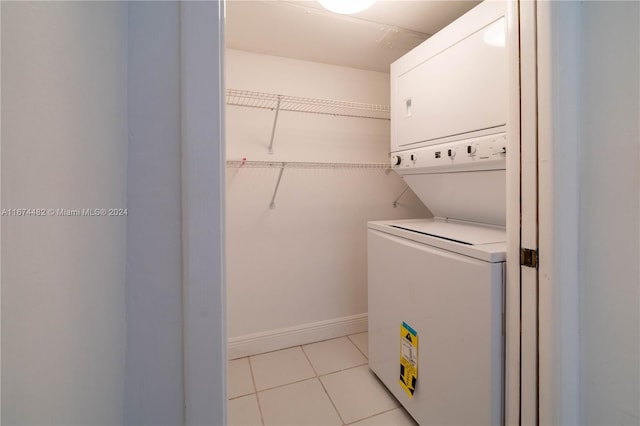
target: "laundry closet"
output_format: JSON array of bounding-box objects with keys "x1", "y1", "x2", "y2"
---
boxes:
[
  {"x1": 224, "y1": 1, "x2": 502, "y2": 424},
  {"x1": 224, "y1": 1, "x2": 481, "y2": 357}
]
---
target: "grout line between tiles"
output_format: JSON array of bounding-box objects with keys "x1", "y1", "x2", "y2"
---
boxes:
[
  {"x1": 343, "y1": 407, "x2": 403, "y2": 426},
  {"x1": 251, "y1": 360, "x2": 370, "y2": 394},
  {"x1": 347, "y1": 333, "x2": 369, "y2": 360},
  {"x1": 237, "y1": 333, "x2": 367, "y2": 361},
  {"x1": 321, "y1": 361, "x2": 405, "y2": 425},
  {"x1": 234, "y1": 338, "x2": 384, "y2": 426},
  {"x1": 317, "y1": 361, "x2": 369, "y2": 379},
  {"x1": 247, "y1": 357, "x2": 266, "y2": 426},
  {"x1": 228, "y1": 391, "x2": 255, "y2": 401},
  {"x1": 303, "y1": 335, "x2": 369, "y2": 377},
  {"x1": 232, "y1": 338, "x2": 325, "y2": 360},
  {"x1": 301, "y1": 345, "x2": 347, "y2": 426},
  {"x1": 299, "y1": 344, "x2": 320, "y2": 377},
  {"x1": 256, "y1": 375, "x2": 317, "y2": 393}
]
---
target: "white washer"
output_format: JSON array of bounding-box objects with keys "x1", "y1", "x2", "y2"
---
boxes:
[
  {"x1": 367, "y1": 218, "x2": 505, "y2": 425},
  {"x1": 368, "y1": 135, "x2": 507, "y2": 424}
]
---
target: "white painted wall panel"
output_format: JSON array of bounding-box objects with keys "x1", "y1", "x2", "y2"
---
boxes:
[
  {"x1": 226, "y1": 50, "x2": 429, "y2": 341},
  {"x1": 579, "y1": 2, "x2": 640, "y2": 424},
  {"x1": 1, "y1": 2, "x2": 128, "y2": 424}
]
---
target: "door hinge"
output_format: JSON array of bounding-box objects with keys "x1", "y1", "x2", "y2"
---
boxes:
[{"x1": 520, "y1": 248, "x2": 538, "y2": 268}]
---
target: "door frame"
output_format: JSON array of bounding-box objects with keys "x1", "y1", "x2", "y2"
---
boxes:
[
  {"x1": 504, "y1": 1, "x2": 523, "y2": 424},
  {"x1": 180, "y1": 1, "x2": 227, "y2": 425},
  {"x1": 185, "y1": 1, "x2": 583, "y2": 425},
  {"x1": 506, "y1": 1, "x2": 581, "y2": 424}
]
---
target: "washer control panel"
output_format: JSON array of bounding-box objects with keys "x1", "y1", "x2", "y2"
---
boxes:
[{"x1": 391, "y1": 133, "x2": 506, "y2": 174}]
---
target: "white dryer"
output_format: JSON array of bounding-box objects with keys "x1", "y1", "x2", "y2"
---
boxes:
[{"x1": 368, "y1": 1, "x2": 508, "y2": 424}]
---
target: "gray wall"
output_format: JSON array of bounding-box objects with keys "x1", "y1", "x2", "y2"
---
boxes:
[
  {"x1": 2, "y1": 2, "x2": 226, "y2": 424},
  {"x1": 125, "y1": 3, "x2": 184, "y2": 424},
  {"x1": 180, "y1": 2, "x2": 227, "y2": 423},
  {"x1": 579, "y1": 1, "x2": 640, "y2": 424},
  {"x1": 1, "y1": 2, "x2": 128, "y2": 424}
]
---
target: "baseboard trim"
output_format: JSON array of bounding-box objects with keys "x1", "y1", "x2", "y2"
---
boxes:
[{"x1": 228, "y1": 313, "x2": 368, "y2": 360}]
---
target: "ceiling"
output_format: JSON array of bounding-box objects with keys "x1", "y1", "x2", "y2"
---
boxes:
[{"x1": 226, "y1": 0, "x2": 480, "y2": 73}]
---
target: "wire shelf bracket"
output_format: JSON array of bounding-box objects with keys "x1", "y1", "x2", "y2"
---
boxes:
[
  {"x1": 267, "y1": 96, "x2": 282, "y2": 155},
  {"x1": 393, "y1": 185, "x2": 410, "y2": 208},
  {"x1": 270, "y1": 163, "x2": 286, "y2": 210}
]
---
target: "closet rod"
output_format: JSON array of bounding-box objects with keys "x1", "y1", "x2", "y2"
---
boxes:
[
  {"x1": 226, "y1": 160, "x2": 391, "y2": 170},
  {"x1": 227, "y1": 159, "x2": 403, "y2": 210}
]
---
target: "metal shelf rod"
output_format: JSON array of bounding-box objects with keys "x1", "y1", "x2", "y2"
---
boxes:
[
  {"x1": 228, "y1": 159, "x2": 398, "y2": 209},
  {"x1": 226, "y1": 160, "x2": 390, "y2": 170}
]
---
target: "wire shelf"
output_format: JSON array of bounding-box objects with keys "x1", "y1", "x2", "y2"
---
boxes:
[
  {"x1": 227, "y1": 160, "x2": 405, "y2": 209},
  {"x1": 226, "y1": 89, "x2": 390, "y2": 120},
  {"x1": 226, "y1": 160, "x2": 391, "y2": 170}
]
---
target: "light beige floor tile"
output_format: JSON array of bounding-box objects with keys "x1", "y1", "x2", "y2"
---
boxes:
[
  {"x1": 228, "y1": 394, "x2": 262, "y2": 426},
  {"x1": 348, "y1": 332, "x2": 369, "y2": 358},
  {"x1": 258, "y1": 378, "x2": 342, "y2": 426},
  {"x1": 250, "y1": 347, "x2": 315, "y2": 391},
  {"x1": 349, "y1": 408, "x2": 417, "y2": 425},
  {"x1": 320, "y1": 365, "x2": 398, "y2": 424},
  {"x1": 303, "y1": 337, "x2": 367, "y2": 375},
  {"x1": 228, "y1": 357, "x2": 256, "y2": 399}
]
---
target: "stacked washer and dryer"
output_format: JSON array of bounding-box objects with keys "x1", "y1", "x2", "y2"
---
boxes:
[{"x1": 368, "y1": 2, "x2": 507, "y2": 425}]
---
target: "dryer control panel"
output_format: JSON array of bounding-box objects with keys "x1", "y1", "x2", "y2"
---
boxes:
[{"x1": 391, "y1": 133, "x2": 506, "y2": 175}]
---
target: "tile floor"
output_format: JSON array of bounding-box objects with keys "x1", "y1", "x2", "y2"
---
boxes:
[{"x1": 227, "y1": 332, "x2": 418, "y2": 426}]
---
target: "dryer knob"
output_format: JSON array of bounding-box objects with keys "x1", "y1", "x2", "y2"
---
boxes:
[{"x1": 391, "y1": 155, "x2": 402, "y2": 166}]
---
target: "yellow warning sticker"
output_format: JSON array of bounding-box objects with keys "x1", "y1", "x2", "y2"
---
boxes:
[{"x1": 399, "y1": 321, "x2": 418, "y2": 398}]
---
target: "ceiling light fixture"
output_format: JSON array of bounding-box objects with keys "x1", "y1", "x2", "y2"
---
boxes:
[{"x1": 317, "y1": 0, "x2": 377, "y2": 15}]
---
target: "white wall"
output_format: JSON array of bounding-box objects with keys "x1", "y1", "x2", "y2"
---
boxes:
[
  {"x1": 226, "y1": 50, "x2": 429, "y2": 353},
  {"x1": 578, "y1": 2, "x2": 639, "y2": 424},
  {"x1": 125, "y1": 2, "x2": 184, "y2": 425},
  {"x1": 1, "y1": 2, "x2": 128, "y2": 424}
]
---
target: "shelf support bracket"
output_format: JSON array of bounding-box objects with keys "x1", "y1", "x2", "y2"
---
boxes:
[
  {"x1": 267, "y1": 96, "x2": 282, "y2": 154},
  {"x1": 393, "y1": 185, "x2": 410, "y2": 208},
  {"x1": 269, "y1": 163, "x2": 286, "y2": 209}
]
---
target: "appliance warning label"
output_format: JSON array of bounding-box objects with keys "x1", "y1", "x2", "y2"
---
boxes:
[{"x1": 399, "y1": 321, "x2": 418, "y2": 398}]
